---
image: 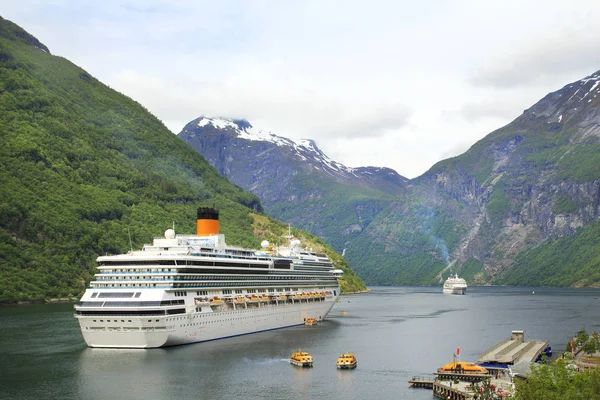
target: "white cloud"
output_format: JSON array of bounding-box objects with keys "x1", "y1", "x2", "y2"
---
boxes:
[
  {"x1": 4, "y1": 0, "x2": 600, "y2": 178},
  {"x1": 470, "y1": 26, "x2": 600, "y2": 89}
]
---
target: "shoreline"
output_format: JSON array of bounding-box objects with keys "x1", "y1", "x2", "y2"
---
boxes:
[
  {"x1": 341, "y1": 288, "x2": 371, "y2": 295},
  {"x1": 0, "y1": 297, "x2": 78, "y2": 307}
]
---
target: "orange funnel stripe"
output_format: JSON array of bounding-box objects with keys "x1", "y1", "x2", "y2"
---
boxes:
[{"x1": 197, "y1": 219, "x2": 219, "y2": 236}]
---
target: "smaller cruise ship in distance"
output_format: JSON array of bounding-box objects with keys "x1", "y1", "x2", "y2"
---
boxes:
[{"x1": 443, "y1": 274, "x2": 467, "y2": 295}]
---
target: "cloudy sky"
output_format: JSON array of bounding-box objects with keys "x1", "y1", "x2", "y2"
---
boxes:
[{"x1": 5, "y1": 1, "x2": 600, "y2": 178}]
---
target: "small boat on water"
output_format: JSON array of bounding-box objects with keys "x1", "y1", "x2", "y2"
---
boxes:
[
  {"x1": 290, "y1": 350, "x2": 313, "y2": 367},
  {"x1": 337, "y1": 353, "x2": 357, "y2": 369},
  {"x1": 304, "y1": 317, "x2": 318, "y2": 326}
]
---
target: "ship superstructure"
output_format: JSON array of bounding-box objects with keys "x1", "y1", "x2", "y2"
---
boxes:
[
  {"x1": 74, "y1": 208, "x2": 342, "y2": 348},
  {"x1": 443, "y1": 274, "x2": 467, "y2": 295}
]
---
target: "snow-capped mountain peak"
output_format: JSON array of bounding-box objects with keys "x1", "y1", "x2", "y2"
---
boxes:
[
  {"x1": 180, "y1": 116, "x2": 407, "y2": 195},
  {"x1": 194, "y1": 116, "x2": 356, "y2": 176}
]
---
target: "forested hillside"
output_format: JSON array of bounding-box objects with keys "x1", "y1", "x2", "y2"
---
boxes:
[{"x1": 0, "y1": 17, "x2": 365, "y2": 303}]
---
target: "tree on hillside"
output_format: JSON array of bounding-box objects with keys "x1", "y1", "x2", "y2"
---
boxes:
[
  {"x1": 592, "y1": 332, "x2": 600, "y2": 348},
  {"x1": 513, "y1": 359, "x2": 600, "y2": 400},
  {"x1": 583, "y1": 339, "x2": 598, "y2": 357},
  {"x1": 576, "y1": 329, "x2": 589, "y2": 346}
]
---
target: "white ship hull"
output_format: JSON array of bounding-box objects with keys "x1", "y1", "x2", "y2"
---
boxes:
[
  {"x1": 443, "y1": 287, "x2": 466, "y2": 295},
  {"x1": 77, "y1": 296, "x2": 337, "y2": 348}
]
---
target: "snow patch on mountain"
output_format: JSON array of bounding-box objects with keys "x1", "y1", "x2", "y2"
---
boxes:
[{"x1": 197, "y1": 116, "x2": 357, "y2": 177}]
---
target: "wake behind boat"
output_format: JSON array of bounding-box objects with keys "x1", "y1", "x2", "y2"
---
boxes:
[
  {"x1": 443, "y1": 274, "x2": 467, "y2": 295},
  {"x1": 74, "y1": 208, "x2": 342, "y2": 348}
]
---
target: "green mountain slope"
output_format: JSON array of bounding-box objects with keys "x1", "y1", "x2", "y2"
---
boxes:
[
  {"x1": 179, "y1": 117, "x2": 407, "y2": 263},
  {"x1": 0, "y1": 17, "x2": 365, "y2": 303},
  {"x1": 349, "y1": 70, "x2": 600, "y2": 286},
  {"x1": 176, "y1": 72, "x2": 600, "y2": 288},
  {"x1": 264, "y1": 174, "x2": 395, "y2": 251}
]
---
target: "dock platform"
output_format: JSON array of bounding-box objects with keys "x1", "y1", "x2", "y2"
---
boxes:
[
  {"x1": 434, "y1": 372, "x2": 489, "y2": 382},
  {"x1": 408, "y1": 376, "x2": 435, "y2": 389},
  {"x1": 432, "y1": 380, "x2": 476, "y2": 399},
  {"x1": 477, "y1": 330, "x2": 548, "y2": 365}
]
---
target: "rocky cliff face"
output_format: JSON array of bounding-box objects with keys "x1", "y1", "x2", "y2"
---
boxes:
[
  {"x1": 180, "y1": 117, "x2": 407, "y2": 202},
  {"x1": 178, "y1": 70, "x2": 600, "y2": 287},
  {"x1": 179, "y1": 117, "x2": 407, "y2": 251},
  {"x1": 354, "y1": 70, "x2": 600, "y2": 285},
  {"x1": 0, "y1": 16, "x2": 50, "y2": 53}
]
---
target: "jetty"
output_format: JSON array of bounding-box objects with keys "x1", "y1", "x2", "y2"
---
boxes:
[
  {"x1": 409, "y1": 330, "x2": 548, "y2": 398},
  {"x1": 432, "y1": 380, "x2": 476, "y2": 399},
  {"x1": 408, "y1": 376, "x2": 435, "y2": 389},
  {"x1": 477, "y1": 330, "x2": 549, "y2": 365}
]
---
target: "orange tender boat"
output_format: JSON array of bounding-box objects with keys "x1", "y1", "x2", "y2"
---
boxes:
[
  {"x1": 439, "y1": 361, "x2": 487, "y2": 374},
  {"x1": 290, "y1": 350, "x2": 313, "y2": 367}
]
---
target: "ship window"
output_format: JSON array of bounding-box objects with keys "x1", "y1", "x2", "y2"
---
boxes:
[
  {"x1": 98, "y1": 292, "x2": 135, "y2": 299},
  {"x1": 91, "y1": 293, "x2": 98, "y2": 298}
]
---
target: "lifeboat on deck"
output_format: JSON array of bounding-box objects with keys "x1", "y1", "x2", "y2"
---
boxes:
[{"x1": 439, "y1": 361, "x2": 487, "y2": 374}]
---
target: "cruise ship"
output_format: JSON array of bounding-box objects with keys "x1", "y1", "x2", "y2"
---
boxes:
[
  {"x1": 74, "y1": 208, "x2": 342, "y2": 348},
  {"x1": 443, "y1": 274, "x2": 467, "y2": 295}
]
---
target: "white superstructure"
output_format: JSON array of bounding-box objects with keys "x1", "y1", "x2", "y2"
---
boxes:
[
  {"x1": 74, "y1": 208, "x2": 341, "y2": 348},
  {"x1": 443, "y1": 274, "x2": 467, "y2": 295}
]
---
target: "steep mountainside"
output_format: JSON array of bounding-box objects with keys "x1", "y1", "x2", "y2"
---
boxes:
[
  {"x1": 350, "y1": 70, "x2": 600, "y2": 286},
  {"x1": 0, "y1": 17, "x2": 366, "y2": 303},
  {"x1": 179, "y1": 71, "x2": 600, "y2": 288},
  {"x1": 179, "y1": 117, "x2": 407, "y2": 250}
]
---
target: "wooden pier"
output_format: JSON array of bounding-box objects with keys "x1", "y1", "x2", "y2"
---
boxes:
[
  {"x1": 408, "y1": 376, "x2": 435, "y2": 389},
  {"x1": 409, "y1": 330, "x2": 545, "y2": 399},
  {"x1": 432, "y1": 380, "x2": 475, "y2": 399},
  {"x1": 410, "y1": 373, "x2": 492, "y2": 398}
]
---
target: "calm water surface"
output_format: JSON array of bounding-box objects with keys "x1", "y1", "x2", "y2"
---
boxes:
[{"x1": 2, "y1": 286, "x2": 600, "y2": 400}]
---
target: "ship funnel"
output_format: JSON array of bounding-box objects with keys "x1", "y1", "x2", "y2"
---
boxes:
[{"x1": 196, "y1": 207, "x2": 219, "y2": 236}]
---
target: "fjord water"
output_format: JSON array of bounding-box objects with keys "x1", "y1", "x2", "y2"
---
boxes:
[{"x1": 2, "y1": 287, "x2": 600, "y2": 400}]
